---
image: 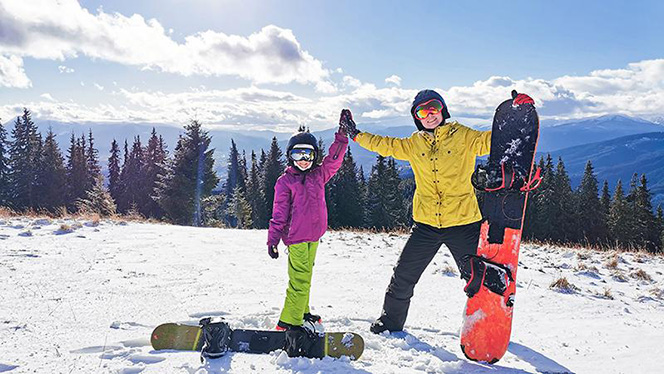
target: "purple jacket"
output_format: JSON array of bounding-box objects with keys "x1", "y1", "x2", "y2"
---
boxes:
[{"x1": 267, "y1": 132, "x2": 348, "y2": 247}]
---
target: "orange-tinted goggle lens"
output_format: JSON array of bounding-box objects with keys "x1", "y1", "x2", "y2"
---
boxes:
[{"x1": 415, "y1": 99, "x2": 443, "y2": 120}]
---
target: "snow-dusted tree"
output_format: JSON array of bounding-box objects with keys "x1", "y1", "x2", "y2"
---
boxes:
[
  {"x1": 76, "y1": 175, "x2": 116, "y2": 216},
  {"x1": 0, "y1": 119, "x2": 9, "y2": 206},
  {"x1": 226, "y1": 186, "x2": 252, "y2": 229},
  {"x1": 118, "y1": 136, "x2": 145, "y2": 214},
  {"x1": 154, "y1": 120, "x2": 218, "y2": 226},
  {"x1": 655, "y1": 205, "x2": 663, "y2": 252}
]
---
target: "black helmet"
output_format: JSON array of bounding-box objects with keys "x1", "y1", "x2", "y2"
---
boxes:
[{"x1": 286, "y1": 127, "x2": 320, "y2": 169}]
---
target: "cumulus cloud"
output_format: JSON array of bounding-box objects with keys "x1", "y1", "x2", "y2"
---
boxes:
[
  {"x1": 0, "y1": 54, "x2": 31, "y2": 88},
  {"x1": 0, "y1": 0, "x2": 332, "y2": 87},
  {"x1": 385, "y1": 75, "x2": 402, "y2": 86}
]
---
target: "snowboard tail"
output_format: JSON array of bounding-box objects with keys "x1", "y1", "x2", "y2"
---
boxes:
[
  {"x1": 150, "y1": 323, "x2": 364, "y2": 360},
  {"x1": 461, "y1": 92, "x2": 540, "y2": 363}
]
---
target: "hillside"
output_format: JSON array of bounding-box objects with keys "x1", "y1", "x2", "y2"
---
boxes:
[{"x1": 2, "y1": 217, "x2": 663, "y2": 373}]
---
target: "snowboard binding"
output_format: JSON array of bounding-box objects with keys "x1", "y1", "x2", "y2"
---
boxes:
[
  {"x1": 284, "y1": 325, "x2": 320, "y2": 358},
  {"x1": 199, "y1": 317, "x2": 232, "y2": 362},
  {"x1": 464, "y1": 256, "x2": 514, "y2": 298},
  {"x1": 472, "y1": 161, "x2": 542, "y2": 193}
]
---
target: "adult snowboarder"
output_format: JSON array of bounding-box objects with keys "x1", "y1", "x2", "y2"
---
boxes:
[{"x1": 339, "y1": 89, "x2": 534, "y2": 335}]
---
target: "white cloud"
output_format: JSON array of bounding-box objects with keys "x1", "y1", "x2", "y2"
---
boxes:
[
  {"x1": 0, "y1": 0, "x2": 332, "y2": 86},
  {"x1": 385, "y1": 75, "x2": 402, "y2": 86},
  {"x1": 94, "y1": 83, "x2": 104, "y2": 91},
  {"x1": 58, "y1": 65, "x2": 74, "y2": 73},
  {"x1": 0, "y1": 54, "x2": 31, "y2": 88},
  {"x1": 40, "y1": 93, "x2": 55, "y2": 101},
  {"x1": 2, "y1": 55, "x2": 664, "y2": 129}
]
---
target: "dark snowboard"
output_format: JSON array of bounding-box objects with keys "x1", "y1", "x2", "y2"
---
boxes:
[
  {"x1": 461, "y1": 91, "x2": 540, "y2": 363},
  {"x1": 151, "y1": 322, "x2": 364, "y2": 360}
]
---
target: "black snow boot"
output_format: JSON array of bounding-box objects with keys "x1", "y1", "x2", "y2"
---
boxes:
[
  {"x1": 369, "y1": 317, "x2": 392, "y2": 335},
  {"x1": 199, "y1": 317, "x2": 232, "y2": 361},
  {"x1": 303, "y1": 312, "x2": 322, "y2": 324},
  {"x1": 283, "y1": 325, "x2": 318, "y2": 357}
]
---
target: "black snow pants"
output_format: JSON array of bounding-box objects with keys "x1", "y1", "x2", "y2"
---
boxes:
[{"x1": 377, "y1": 220, "x2": 481, "y2": 331}]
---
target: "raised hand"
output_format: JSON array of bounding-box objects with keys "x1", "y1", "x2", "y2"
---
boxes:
[{"x1": 339, "y1": 109, "x2": 360, "y2": 139}]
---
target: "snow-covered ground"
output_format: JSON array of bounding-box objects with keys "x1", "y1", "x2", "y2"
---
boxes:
[{"x1": 1, "y1": 217, "x2": 663, "y2": 374}]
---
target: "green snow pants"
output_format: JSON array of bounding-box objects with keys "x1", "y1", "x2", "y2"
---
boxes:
[{"x1": 279, "y1": 241, "x2": 319, "y2": 326}]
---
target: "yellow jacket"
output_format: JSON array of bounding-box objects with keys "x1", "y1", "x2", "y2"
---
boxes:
[{"x1": 355, "y1": 121, "x2": 491, "y2": 228}]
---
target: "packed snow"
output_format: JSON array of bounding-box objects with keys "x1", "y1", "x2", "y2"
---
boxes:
[{"x1": 1, "y1": 217, "x2": 663, "y2": 373}]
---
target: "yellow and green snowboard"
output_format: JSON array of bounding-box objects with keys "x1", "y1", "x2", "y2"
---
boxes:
[{"x1": 151, "y1": 322, "x2": 364, "y2": 360}]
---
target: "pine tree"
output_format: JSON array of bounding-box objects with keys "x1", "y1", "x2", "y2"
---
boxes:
[
  {"x1": 0, "y1": 118, "x2": 9, "y2": 206},
  {"x1": 108, "y1": 139, "x2": 122, "y2": 207},
  {"x1": 384, "y1": 158, "x2": 407, "y2": 229},
  {"x1": 86, "y1": 129, "x2": 101, "y2": 191},
  {"x1": 246, "y1": 151, "x2": 267, "y2": 229},
  {"x1": 36, "y1": 128, "x2": 67, "y2": 212},
  {"x1": 66, "y1": 133, "x2": 88, "y2": 211},
  {"x1": 366, "y1": 155, "x2": 388, "y2": 230},
  {"x1": 600, "y1": 181, "x2": 611, "y2": 220},
  {"x1": 523, "y1": 157, "x2": 545, "y2": 240},
  {"x1": 632, "y1": 174, "x2": 657, "y2": 252},
  {"x1": 262, "y1": 137, "x2": 285, "y2": 226},
  {"x1": 76, "y1": 175, "x2": 117, "y2": 216},
  {"x1": 143, "y1": 128, "x2": 167, "y2": 218},
  {"x1": 226, "y1": 186, "x2": 253, "y2": 228},
  {"x1": 655, "y1": 205, "x2": 663, "y2": 252},
  {"x1": 328, "y1": 148, "x2": 363, "y2": 228},
  {"x1": 609, "y1": 180, "x2": 630, "y2": 248},
  {"x1": 154, "y1": 120, "x2": 219, "y2": 226},
  {"x1": 552, "y1": 157, "x2": 577, "y2": 243},
  {"x1": 8, "y1": 109, "x2": 42, "y2": 210},
  {"x1": 358, "y1": 165, "x2": 368, "y2": 227},
  {"x1": 575, "y1": 160, "x2": 606, "y2": 245},
  {"x1": 533, "y1": 154, "x2": 557, "y2": 241},
  {"x1": 223, "y1": 140, "x2": 242, "y2": 227},
  {"x1": 118, "y1": 136, "x2": 145, "y2": 214}
]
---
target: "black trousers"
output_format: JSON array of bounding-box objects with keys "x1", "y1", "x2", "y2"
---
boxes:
[{"x1": 378, "y1": 220, "x2": 481, "y2": 331}]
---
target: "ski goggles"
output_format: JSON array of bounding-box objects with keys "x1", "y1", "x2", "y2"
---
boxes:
[
  {"x1": 289, "y1": 148, "x2": 315, "y2": 162},
  {"x1": 414, "y1": 99, "x2": 444, "y2": 120}
]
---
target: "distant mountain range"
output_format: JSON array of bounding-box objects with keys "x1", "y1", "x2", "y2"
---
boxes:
[
  {"x1": 3, "y1": 114, "x2": 664, "y2": 206},
  {"x1": 548, "y1": 132, "x2": 664, "y2": 208}
]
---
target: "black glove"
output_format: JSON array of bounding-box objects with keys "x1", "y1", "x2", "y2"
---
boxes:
[
  {"x1": 339, "y1": 109, "x2": 360, "y2": 140},
  {"x1": 268, "y1": 244, "x2": 279, "y2": 259}
]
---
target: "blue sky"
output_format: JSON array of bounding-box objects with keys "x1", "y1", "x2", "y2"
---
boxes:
[{"x1": 1, "y1": 0, "x2": 663, "y2": 131}]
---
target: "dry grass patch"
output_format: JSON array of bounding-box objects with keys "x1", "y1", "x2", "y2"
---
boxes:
[
  {"x1": 597, "y1": 287, "x2": 614, "y2": 300},
  {"x1": 631, "y1": 269, "x2": 653, "y2": 282},
  {"x1": 611, "y1": 270, "x2": 628, "y2": 282},
  {"x1": 605, "y1": 255, "x2": 619, "y2": 270},
  {"x1": 550, "y1": 277, "x2": 580, "y2": 293}
]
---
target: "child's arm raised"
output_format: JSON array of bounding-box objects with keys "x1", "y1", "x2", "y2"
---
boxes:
[{"x1": 320, "y1": 117, "x2": 349, "y2": 183}]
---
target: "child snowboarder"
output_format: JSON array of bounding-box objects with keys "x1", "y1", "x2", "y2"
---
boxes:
[
  {"x1": 267, "y1": 112, "x2": 348, "y2": 355},
  {"x1": 339, "y1": 89, "x2": 533, "y2": 334}
]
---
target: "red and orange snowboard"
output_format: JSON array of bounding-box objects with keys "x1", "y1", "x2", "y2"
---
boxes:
[{"x1": 461, "y1": 91, "x2": 540, "y2": 363}]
